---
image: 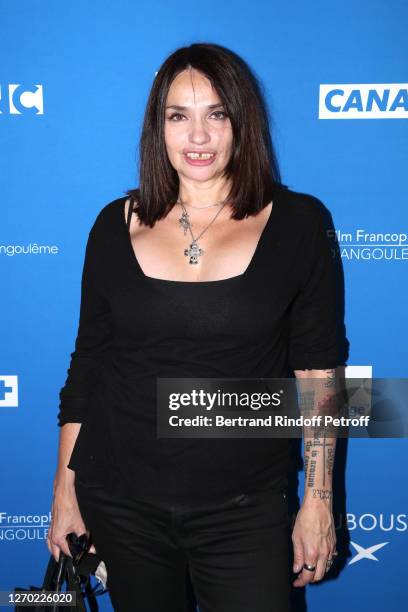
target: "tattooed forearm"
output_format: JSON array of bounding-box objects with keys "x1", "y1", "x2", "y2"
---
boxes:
[
  {"x1": 324, "y1": 368, "x2": 336, "y2": 389},
  {"x1": 295, "y1": 368, "x2": 338, "y2": 503},
  {"x1": 307, "y1": 458, "x2": 317, "y2": 488},
  {"x1": 313, "y1": 489, "x2": 333, "y2": 500},
  {"x1": 327, "y1": 446, "x2": 335, "y2": 476},
  {"x1": 304, "y1": 436, "x2": 335, "y2": 489}
]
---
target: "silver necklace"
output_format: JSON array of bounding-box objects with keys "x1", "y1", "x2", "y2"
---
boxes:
[
  {"x1": 180, "y1": 201, "x2": 223, "y2": 210},
  {"x1": 177, "y1": 197, "x2": 229, "y2": 264}
]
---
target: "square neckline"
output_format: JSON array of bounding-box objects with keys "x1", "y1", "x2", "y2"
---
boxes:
[{"x1": 121, "y1": 194, "x2": 279, "y2": 285}]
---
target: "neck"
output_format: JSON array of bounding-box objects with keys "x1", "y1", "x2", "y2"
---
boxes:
[
  {"x1": 178, "y1": 197, "x2": 227, "y2": 210},
  {"x1": 177, "y1": 178, "x2": 231, "y2": 208}
]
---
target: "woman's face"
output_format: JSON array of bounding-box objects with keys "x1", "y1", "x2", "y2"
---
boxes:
[{"x1": 164, "y1": 68, "x2": 233, "y2": 185}]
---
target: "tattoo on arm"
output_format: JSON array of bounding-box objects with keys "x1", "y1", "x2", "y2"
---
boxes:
[
  {"x1": 300, "y1": 368, "x2": 337, "y2": 497},
  {"x1": 312, "y1": 489, "x2": 333, "y2": 500}
]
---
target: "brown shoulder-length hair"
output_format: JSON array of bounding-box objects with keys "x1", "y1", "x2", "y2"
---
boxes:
[{"x1": 126, "y1": 42, "x2": 282, "y2": 226}]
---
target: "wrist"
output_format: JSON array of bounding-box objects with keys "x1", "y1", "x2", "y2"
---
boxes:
[
  {"x1": 53, "y1": 467, "x2": 75, "y2": 494},
  {"x1": 303, "y1": 488, "x2": 333, "y2": 505}
]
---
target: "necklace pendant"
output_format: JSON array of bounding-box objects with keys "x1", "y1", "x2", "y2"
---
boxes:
[
  {"x1": 178, "y1": 211, "x2": 190, "y2": 236},
  {"x1": 184, "y1": 241, "x2": 204, "y2": 264}
]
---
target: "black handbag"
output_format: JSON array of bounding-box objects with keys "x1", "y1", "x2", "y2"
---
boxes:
[{"x1": 14, "y1": 533, "x2": 105, "y2": 611}]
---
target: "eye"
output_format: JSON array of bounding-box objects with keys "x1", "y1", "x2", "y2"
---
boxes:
[
  {"x1": 210, "y1": 111, "x2": 228, "y2": 120},
  {"x1": 167, "y1": 111, "x2": 229, "y2": 122},
  {"x1": 167, "y1": 112, "x2": 185, "y2": 121}
]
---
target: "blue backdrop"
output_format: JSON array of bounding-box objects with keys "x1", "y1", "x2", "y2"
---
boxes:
[{"x1": 1, "y1": 1, "x2": 407, "y2": 610}]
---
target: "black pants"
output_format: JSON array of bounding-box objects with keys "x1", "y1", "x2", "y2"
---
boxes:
[{"x1": 75, "y1": 478, "x2": 291, "y2": 612}]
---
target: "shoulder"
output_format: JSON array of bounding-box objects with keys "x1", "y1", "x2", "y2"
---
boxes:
[
  {"x1": 274, "y1": 185, "x2": 330, "y2": 246},
  {"x1": 83, "y1": 195, "x2": 136, "y2": 246},
  {"x1": 92, "y1": 195, "x2": 129, "y2": 229},
  {"x1": 275, "y1": 184, "x2": 326, "y2": 226},
  {"x1": 80, "y1": 195, "x2": 131, "y2": 256}
]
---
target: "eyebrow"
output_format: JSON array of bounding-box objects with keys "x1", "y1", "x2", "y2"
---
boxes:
[{"x1": 165, "y1": 103, "x2": 225, "y2": 111}]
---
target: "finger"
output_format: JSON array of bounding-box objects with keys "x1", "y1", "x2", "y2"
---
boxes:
[
  {"x1": 51, "y1": 536, "x2": 72, "y2": 559},
  {"x1": 47, "y1": 533, "x2": 59, "y2": 562},
  {"x1": 293, "y1": 567, "x2": 316, "y2": 587},
  {"x1": 76, "y1": 528, "x2": 89, "y2": 537},
  {"x1": 293, "y1": 568, "x2": 315, "y2": 588},
  {"x1": 291, "y1": 537, "x2": 304, "y2": 574},
  {"x1": 311, "y1": 556, "x2": 327, "y2": 583},
  {"x1": 293, "y1": 557, "x2": 318, "y2": 587},
  {"x1": 89, "y1": 544, "x2": 97, "y2": 554},
  {"x1": 47, "y1": 541, "x2": 59, "y2": 562},
  {"x1": 326, "y1": 543, "x2": 337, "y2": 573},
  {"x1": 50, "y1": 542, "x2": 62, "y2": 563},
  {"x1": 321, "y1": 540, "x2": 337, "y2": 576},
  {"x1": 46, "y1": 537, "x2": 53, "y2": 556},
  {"x1": 61, "y1": 540, "x2": 72, "y2": 558}
]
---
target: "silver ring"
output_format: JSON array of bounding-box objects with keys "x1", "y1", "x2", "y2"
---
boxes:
[{"x1": 303, "y1": 563, "x2": 316, "y2": 572}]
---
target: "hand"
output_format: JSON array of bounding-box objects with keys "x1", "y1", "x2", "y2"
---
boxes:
[
  {"x1": 47, "y1": 483, "x2": 96, "y2": 562},
  {"x1": 291, "y1": 499, "x2": 336, "y2": 587}
]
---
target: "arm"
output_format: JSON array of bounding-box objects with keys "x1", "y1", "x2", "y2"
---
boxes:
[
  {"x1": 54, "y1": 423, "x2": 81, "y2": 494},
  {"x1": 48, "y1": 210, "x2": 114, "y2": 561},
  {"x1": 297, "y1": 366, "x2": 337, "y2": 507},
  {"x1": 291, "y1": 367, "x2": 338, "y2": 586},
  {"x1": 287, "y1": 202, "x2": 342, "y2": 586},
  {"x1": 49, "y1": 423, "x2": 85, "y2": 561}
]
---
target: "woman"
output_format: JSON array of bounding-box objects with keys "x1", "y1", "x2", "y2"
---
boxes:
[{"x1": 48, "y1": 43, "x2": 340, "y2": 612}]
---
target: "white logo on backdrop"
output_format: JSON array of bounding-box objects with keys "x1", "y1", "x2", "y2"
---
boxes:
[
  {"x1": 347, "y1": 513, "x2": 407, "y2": 532},
  {"x1": 344, "y1": 366, "x2": 372, "y2": 378},
  {"x1": 339, "y1": 514, "x2": 405, "y2": 566},
  {"x1": 319, "y1": 84, "x2": 408, "y2": 119},
  {"x1": 0, "y1": 512, "x2": 51, "y2": 542},
  {"x1": 329, "y1": 229, "x2": 408, "y2": 261},
  {"x1": 0, "y1": 376, "x2": 18, "y2": 407},
  {"x1": 349, "y1": 541, "x2": 389, "y2": 565},
  {"x1": 344, "y1": 365, "x2": 372, "y2": 419},
  {"x1": 0, "y1": 243, "x2": 59, "y2": 256},
  {"x1": 0, "y1": 84, "x2": 44, "y2": 115}
]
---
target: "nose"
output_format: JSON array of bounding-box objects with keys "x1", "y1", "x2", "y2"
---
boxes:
[{"x1": 189, "y1": 117, "x2": 211, "y2": 145}]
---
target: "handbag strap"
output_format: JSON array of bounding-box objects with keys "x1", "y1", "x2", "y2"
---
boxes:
[
  {"x1": 41, "y1": 553, "x2": 86, "y2": 611},
  {"x1": 41, "y1": 555, "x2": 58, "y2": 590},
  {"x1": 66, "y1": 559, "x2": 87, "y2": 612},
  {"x1": 41, "y1": 553, "x2": 66, "y2": 591},
  {"x1": 55, "y1": 554, "x2": 67, "y2": 590}
]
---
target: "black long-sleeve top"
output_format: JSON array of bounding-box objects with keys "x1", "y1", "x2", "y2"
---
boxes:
[{"x1": 57, "y1": 184, "x2": 341, "y2": 505}]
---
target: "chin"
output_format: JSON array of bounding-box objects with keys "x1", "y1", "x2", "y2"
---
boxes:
[
  {"x1": 185, "y1": 171, "x2": 220, "y2": 182},
  {"x1": 183, "y1": 163, "x2": 224, "y2": 178}
]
